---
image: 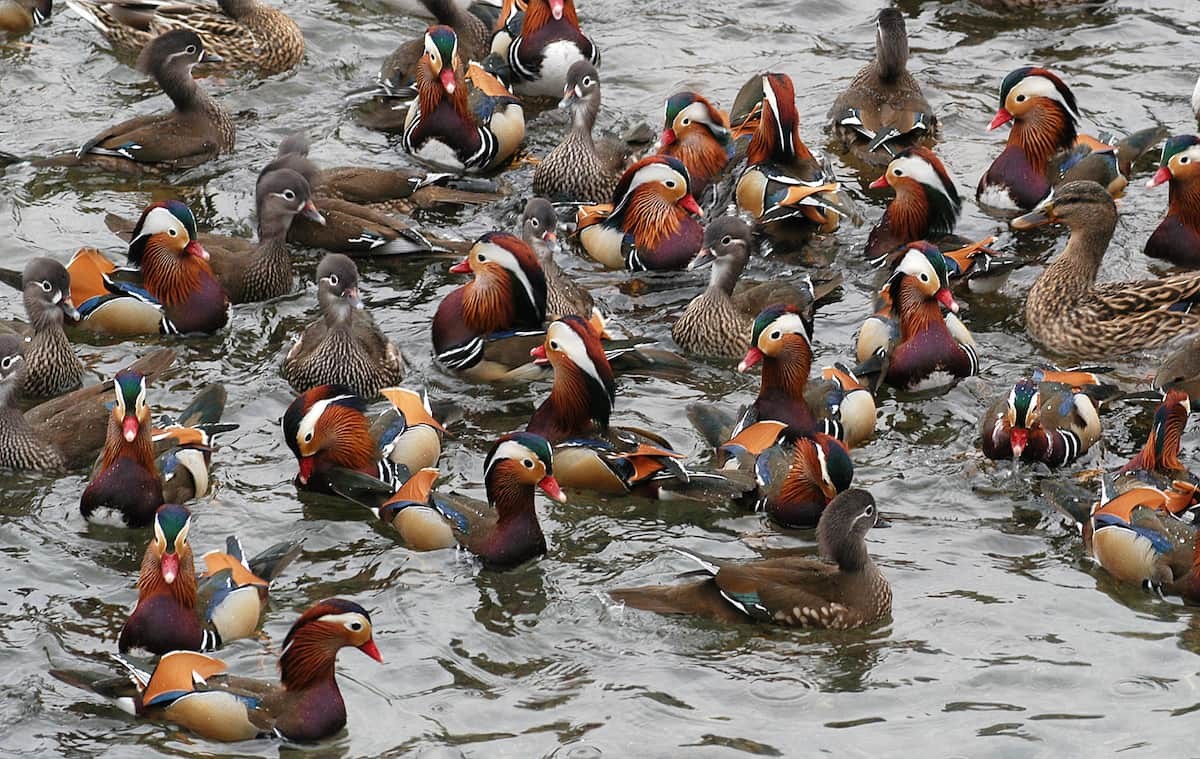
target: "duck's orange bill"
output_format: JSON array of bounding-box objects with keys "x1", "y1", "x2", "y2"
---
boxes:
[
  {"x1": 530, "y1": 344, "x2": 549, "y2": 364},
  {"x1": 738, "y1": 347, "x2": 763, "y2": 373},
  {"x1": 358, "y1": 639, "x2": 383, "y2": 663},
  {"x1": 987, "y1": 108, "x2": 1013, "y2": 130},
  {"x1": 538, "y1": 475, "x2": 566, "y2": 502},
  {"x1": 936, "y1": 288, "x2": 959, "y2": 314},
  {"x1": 680, "y1": 195, "x2": 702, "y2": 215},
  {"x1": 449, "y1": 259, "x2": 471, "y2": 274},
  {"x1": 298, "y1": 456, "x2": 315, "y2": 485},
  {"x1": 1147, "y1": 167, "x2": 1172, "y2": 188},
  {"x1": 868, "y1": 175, "x2": 889, "y2": 189}
]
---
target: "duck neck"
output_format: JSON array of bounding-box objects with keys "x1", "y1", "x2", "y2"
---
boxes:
[
  {"x1": 569, "y1": 96, "x2": 600, "y2": 146},
  {"x1": 418, "y1": 68, "x2": 471, "y2": 125},
  {"x1": 1009, "y1": 103, "x2": 1076, "y2": 174},
  {"x1": 25, "y1": 293, "x2": 63, "y2": 334},
  {"x1": 137, "y1": 545, "x2": 198, "y2": 609},
  {"x1": 822, "y1": 528, "x2": 871, "y2": 573},
  {"x1": 158, "y1": 64, "x2": 208, "y2": 114},
  {"x1": 760, "y1": 340, "x2": 812, "y2": 403},
  {"x1": 531, "y1": 363, "x2": 608, "y2": 442},
  {"x1": 141, "y1": 243, "x2": 206, "y2": 307},
  {"x1": 1047, "y1": 216, "x2": 1115, "y2": 291},
  {"x1": 896, "y1": 286, "x2": 946, "y2": 343},
  {"x1": 99, "y1": 417, "x2": 158, "y2": 475},
  {"x1": 621, "y1": 189, "x2": 682, "y2": 251},
  {"x1": 525, "y1": 0, "x2": 579, "y2": 34},
  {"x1": 320, "y1": 292, "x2": 355, "y2": 330},
  {"x1": 322, "y1": 415, "x2": 378, "y2": 477},
  {"x1": 673, "y1": 129, "x2": 729, "y2": 184},
  {"x1": 706, "y1": 258, "x2": 742, "y2": 299},
  {"x1": 875, "y1": 27, "x2": 908, "y2": 83},
  {"x1": 279, "y1": 625, "x2": 342, "y2": 692},
  {"x1": 461, "y1": 274, "x2": 516, "y2": 334},
  {"x1": 485, "y1": 472, "x2": 542, "y2": 542},
  {"x1": 1168, "y1": 175, "x2": 1200, "y2": 230}
]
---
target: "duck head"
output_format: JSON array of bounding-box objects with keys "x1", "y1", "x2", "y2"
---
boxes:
[
  {"x1": 129, "y1": 200, "x2": 207, "y2": 266},
  {"x1": 280, "y1": 598, "x2": 383, "y2": 690},
  {"x1": 316, "y1": 254, "x2": 363, "y2": 325},
  {"x1": 112, "y1": 369, "x2": 151, "y2": 444},
  {"x1": 1147, "y1": 134, "x2": 1200, "y2": 189},
  {"x1": 870, "y1": 146, "x2": 961, "y2": 239},
  {"x1": 818, "y1": 487, "x2": 883, "y2": 571},
  {"x1": 531, "y1": 316, "x2": 615, "y2": 433},
  {"x1": 658, "y1": 91, "x2": 731, "y2": 150},
  {"x1": 149, "y1": 504, "x2": 192, "y2": 586},
  {"x1": 887, "y1": 242, "x2": 957, "y2": 315},
  {"x1": 559, "y1": 60, "x2": 601, "y2": 128},
  {"x1": 484, "y1": 431, "x2": 566, "y2": 506},
  {"x1": 1005, "y1": 378, "x2": 1041, "y2": 458},
  {"x1": 451, "y1": 231, "x2": 547, "y2": 331},
  {"x1": 21, "y1": 257, "x2": 79, "y2": 328},
  {"x1": 874, "y1": 8, "x2": 910, "y2": 82},
  {"x1": 689, "y1": 216, "x2": 752, "y2": 296},
  {"x1": 1010, "y1": 180, "x2": 1117, "y2": 242},
  {"x1": 421, "y1": 25, "x2": 461, "y2": 97},
  {"x1": 739, "y1": 303, "x2": 814, "y2": 373},
  {"x1": 282, "y1": 385, "x2": 373, "y2": 487},
  {"x1": 988, "y1": 66, "x2": 1079, "y2": 150},
  {"x1": 747, "y1": 72, "x2": 810, "y2": 165},
  {"x1": 608, "y1": 156, "x2": 700, "y2": 251},
  {"x1": 522, "y1": 197, "x2": 559, "y2": 249},
  {"x1": 256, "y1": 167, "x2": 325, "y2": 240},
  {"x1": 0, "y1": 334, "x2": 24, "y2": 405}
]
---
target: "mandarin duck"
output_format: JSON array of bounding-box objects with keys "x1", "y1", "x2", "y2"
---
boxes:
[
  {"x1": 1144, "y1": 135, "x2": 1200, "y2": 267},
  {"x1": 283, "y1": 255, "x2": 404, "y2": 399},
  {"x1": 1012, "y1": 181, "x2": 1200, "y2": 359},
  {"x1": 1085, "y1": 479, "x2": 1199, "y2": 592},
  {"x1": 0, "y1": 336, "x2": 174, "y2": 471},
  {"x1": 96, "y1": 599, "x2": 382, "y2": 742},
  {"x1": 854, "y1": 242, "x2": 978, "y2": 392},
  {"x1": 432, "y1": 231, "x2": 548, "y2": 382},
  {"x1": 654, "y1": 91, "x2": 732, "y2": 199},
  {"x1": 80, "y1": 370, "x2": 227, "y2": 528},
  {"x1": 576, "y1": 155, "x2": 703, "y2": 271},
  {"x1": 0, "y1": 0, "x2": 50, "y2": 32},
  {"x1": 977, "y1": 66, "x2": 1164, "y2": 210},
  {"x1": 527, "y1": 316, "x2": 752, "y2": 500},
  {"x1": 522, "y1": 197, "x2": 594, "y2": 319},
  {"x1": 283, "y1": 385, "x2": 446, "y2": 498},
  {"x1": 1, "y1": 257, "x2": 83, "y2": 399},
  {"x1": 66, "y1": 0, "x2": 303, "y2": 75},
  {"x1": 868, "y1": 147, "x2": 1017, "y2": 292},
  {"x1": 119, "y1": 504, "x2": 302, "y2": 656},
  {"x1": 68, "y1": 201, "x2": 228, "y2": 336},
  {"x1": 720, "y1": 420, "x2": 855, "y2": 529},
  {"x1": 69, "y1": 30, "x2": 234, "y2": 173},
  {"x1": 827, "y1": 8, "x2": 936, "y2": 167},
  {"x1": 734, "y1": 72, "x2": 849, "y2": 245},
  {"x1": 532, "y1": 60, "x2": 630, "y2": 203},
  {"x1": 1117, "y1": 389, "x2": 1193, "y2": 490},
  {"x1": 490, "y1": 0, "x2": 599, "y2": 98},
  {"x1": 611, "y1": 488, "x2": 890, "y2": 628},
  {"x1": 672, "y1": 216, "x2": 839, "y2": 361},
  {"x1": 402, "y1": 26, "x2": 525, "y2": 173},
  {"x1": 1155, "y1": 335, "x2": 1200, "y2": 399},
  {"x1": 376, "y1": 432, "x2": 565, "y2": 568},
  {"x1": 980, "y1": 371, "x2": 1106, "y2": 467}
]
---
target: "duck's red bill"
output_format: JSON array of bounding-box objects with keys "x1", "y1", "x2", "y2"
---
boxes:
[
  {"x1": 298, "y1": 456, "x2": 315, "y2": 486},
  {"x1": 538, "y1": 475, "x2": 566, "y2": 502},
  {"x1": 737, "y1": 347, "x2": 763, "y2": 373},
  {"x1": 869, "y1": 175, "x2": 889, "y2": 189},
  {"x1": 987, "y1": 108, "x2": 1013, "y2": 131},
  {"x1": 449, "y1": 259, "x2": 471, "y2": 274},
  {"x1": 359, "y1": 639, "x2": 383, "y2": 663}
]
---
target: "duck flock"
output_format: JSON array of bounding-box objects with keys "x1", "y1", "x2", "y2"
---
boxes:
[{"x1": 3, "y1": 0, "x2": 1200, "y2": 748}]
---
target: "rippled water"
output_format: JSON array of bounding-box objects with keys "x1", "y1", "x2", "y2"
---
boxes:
[{"x1": 3, "y1": 0, "x2": 1200, "y2": 755}]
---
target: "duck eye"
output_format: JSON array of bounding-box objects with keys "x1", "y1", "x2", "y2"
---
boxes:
[
  {"x1": 522, "y1": 458, "x2": 534, "y2": 469},
  {"x1": 38, "y1": 281, "x2": 52, "y2": 292},
  {"x1": 185, "y1": 45, "x2": 197, "y2": 55},
  {"x1": 919, "y1": 273, "x2": 929, "y2": 282},
  {"x1": 681, "y1": 118, "x2": 690, "y2": 126},
  {"x1": 893, "y1": 169, "x2": 903, "y2": 176},
  {"x1": 665, "y1": 180, "x2": 676, "y2": 189},
  {"x1": 1016, "y1": 94, "x2": 1026, "y2": 102},
  {"x1": 1182, "y1": 156, "x2": 1191, "y2": 165},
  {"x1": 529, "y1": 218, "x2": 539, "y2": 228},
  {"x1": 721, "y1": 235, "x2": 732, "y2": 246},
  {"x1": 348, "y1": 621, "x2": 363, "y2": 631},
  {"x1": 477, "y1": 254, "x2": 487, "y2": 262},
  {"x1": 303, "y1": 432, "x2": 313, "y2": 443},
  {"x1": 1, "y1": 358, "x2": 11, "y2": 370},
  {"x1": 582, "y1": 76, "x2": 592, "y2": 87},
  {"x1": 282, "y1": 189, "x2": 296, "y2": 201},
  {"x1": 864, "y1": 505, "x2": 874, "y2": 517},
  {"x1": 769, "y1": 330, "x2": 781, "y2": 340},
  {"x1": 549, "y1": 340, "x2": 559, "y2": 350},
  {"x1": 168, "y1": 227, "x2": 178, "y2": 236},
  {"x1": 328, "y1": 274, "x2": 339, "y2": 286}
]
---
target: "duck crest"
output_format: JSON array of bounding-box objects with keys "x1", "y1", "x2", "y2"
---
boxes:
[
  {"x1": 747, "y1": 73, "x2": 811, "y2": 165},
  {"x1": 530, "y1": 316, "x2": 614, "y2": 440},
  {"x1": 609, "y1": 156, "x2": 693, "y2": 250}
]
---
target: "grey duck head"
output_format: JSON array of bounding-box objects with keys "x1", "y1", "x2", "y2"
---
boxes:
[
  {"x1": 874, "y1": 8, "x2": 909, "y2": 83},
  {"x1": 818, "y1": 488, "x2": 883, "y2": 572},
  {"x1": 0, "y1": 334, "x2": 25, "y2": 406},
  {"x1": 559, "y1": 60, "x2": 602, "y2": 131},
  {"x1": 689, "y1": 216, "x2": 752, "y2": 296},
  {"x1": 522, "y1": 197, "x2": 560, "y2": 258},
  {"x1": 316, "y1": 254, "x2": 363, "y2": 324},
  {"x1": 21, "y1": 257, "x2": 78, "y2": 329},
  {"x1": 255, "y1": 167, "x2": 326, "y2": 240}
]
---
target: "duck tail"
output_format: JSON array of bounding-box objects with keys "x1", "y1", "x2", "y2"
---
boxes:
[
  {"x1": 610, "y1": 580, "x2": 729, "y2": 618},
  {"x1": 1113, "y1": 126, "x2": 1169, "y2": 178}
]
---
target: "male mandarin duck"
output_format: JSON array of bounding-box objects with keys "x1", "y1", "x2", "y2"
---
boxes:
[
  {"x1": 1117, "y1": 389, "x2": 1193, "y2": 489},
  {"x1": 720, "y1": 420, "x2": 854, "y2": 529},
  {"x1": 2, "y1": 257, "x2": 83, "y2": 399},
  {"x1": 402, "y1": 26, "x2": 525, "y2": 173},
  {"x1": 855, "y1": 242, "x2": 978, "y2": 392},
  {"x1": 867, "y1": 147, "x2": 1017, "y2": 292},
  {"x1": 66, "y1": 0, "x2": 303, "y2": 75},
  {"x1": 611, "y1": 488, "x2": 891, "y2": 628},
  {"x1": 0, "y1": 0, "x2": 50, "y2": 32},
  {"x1": 283, "y1": 255, "x2": 404, "y2": 399},
  {"x1": 979, "y1": 372, "x2": 1105, "y2": 467},
  {"x1": 654, "y1": 91, "x2": 732, "y2": 199},
  {"x1": 671, "y1": 216, "x2": 838, "y2": 361},
  {"x1": 532, "y1": 61, "x2": 630, "y2": 203},
  {"x1": 432, "y1": 231, "x2": 548, "y2": 381},
  {"x1": 576, "y1": 155, "x2": 703, "y2": 271},
  {"x1": 1085, "y1": 479, "x2": 1199, "y2": 592},
  {"x1": 98, "y1": 598, "x2": 382, "y2": 742},
  {"x1": 377, "y1": 432, "x2": 565, "y2": 568},
  {"x1": 0, "y1": 336, "x2": 174, "y2": 471},
  {"x1": 735, "y1": 72, "x2": 849, "y2": 244},
  {"x1": 70, "y1": 30, "x2": 234, "y2": 173},
  {"x1": 119, "y1": 504, "x2": 302, "y2": 656},
  {"x1": 1144, "y1": 135, "x2": 1200, "y2": 267},
  {"x1": 827, "y1": 8, "x2": 936, "y2": 167},
  {"x1": 491, "y1": 0, "x2": 599, "y2": 98},
  {"x1": 283, "y1": 385, "x2": 445, "y2": 497},
  {"x1": 521, "y1": 197, "x2": 594, "y2": 320},
  {"x1": 1012, "y1": 181, "x2": 1200, "y2": 359},
  {"x1": 80, "y1": 370, "x2": 226, "y2": 528},
  {"x1": 977, "y1": 66, "x2": 1164, "y2": 211}
]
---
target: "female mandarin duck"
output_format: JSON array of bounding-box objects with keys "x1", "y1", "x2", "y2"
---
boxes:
[
  {"x1": 855, "y1": 242, "x2": 978, "y2": 392},
  {"x1": 71, "y1": 30, "x2": 234, "y2": 173},
  {"x1": 376, "y1": 432, "x2": 565, "y2": 568},
  {"x1": 1012, "y1": 181, "x2": 1200, "y2": 359},
  {"x1": 492, "y1": 0, "x2": 599, "y2": 98},
  {"x1": 119, "y1": 504, "x2": 302, "y2": 656},
  {"x1": 1144, "y1": 135, "x2": 1200, "y2": 267},
  {"x1": 283, "y1": 255, "x2": 404, "y2": 399},
  {"x1": 980, "y1": 371, "x2": 1105, "y2": 467},
  {"x1": 868, "y1": 147, "x2": 1016, "y2": 292},
  {"x1": 432, "y1": 231, "x2": 548, "y2": 381},
  {"x1": 0, "y1": 0, "x2": 50, "y2": 33},
  {"x1": 403, "y1": 26, "x2": 525, "y2": 173},
  {"x1": 577, "y1": 155, "x2": 703, "y2": 271},
  {"x1": 671, "y1": 217, "x2": 838, "y2": 361},
  {"x1": 283, "y1": 385, "x2": 445, "y2": 496},
  {"x1": 103, "y1": 598, "x2": 382, "y2": 742},
  {"x1": 735, "y1": 72, "x2": 847, "y2": 244},
  {"x1": 4, "y1": 257, "x2": 83, "y2": 399},
  {"x1": 827, "y1": 8, "x2": 936, "y2": 168},
  {"x1": 66, "y1": 0, "x2": 303, "y2": 75},
  {"x1": 978, "y1": 66, "x2": 1163, "y2": 211},
  {"x1": 611, "y1": 488, "x2": 891, "y2": 628},
  {"x1": 80, "y1": 370, "x2": 225, "y2": 528},
  {"x1": 532, "y1": 61, "x2": 630, "y2": 203},
  {"x1": 522, "y1": 197, "x2": 594, "y2": 320},
  {"x1": 68, "y1": 201, "x2": 228, "y2": 336},
  {"x1": 654, "y1": 91, "x2": 732, "y2": 199},
  {"x1": 0, "y1": 336, "x2": 174, "y2": 471}
]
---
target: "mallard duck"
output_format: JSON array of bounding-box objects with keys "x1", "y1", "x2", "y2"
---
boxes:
[
  {"x1": 66, "y1": 0, "x2": 304, "y2": 75},
  {"x1": 1012, "y1": 180, "x2": 1200, "y2": 359},
  {"x1": 827, "y1": 8, "x2": 935, "y2": 167}
]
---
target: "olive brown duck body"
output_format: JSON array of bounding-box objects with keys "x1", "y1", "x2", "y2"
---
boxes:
[
  {"x1": 71, "y1": 29, "x2": 235, "y2": 173},
  {"x1": 5, "y1": 257, "x2": 83, "y2": 399},
  {"x1": 283, "y1": 254, "x2": 405, "y2": 398},
  {"x1": 611, "y1": 488, "x2": 891, "y2": 628}
]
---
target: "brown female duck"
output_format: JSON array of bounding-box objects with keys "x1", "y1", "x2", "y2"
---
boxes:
[
  {"x1": 521, "y1": 197, "x2": 594, "y2": 319},
  {"x1": 4, "y1": 257, "x2": 83, "y2": 399},
  {"x1": 1012, "y1": 180, "x2": 1200, "y2": 359}
]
